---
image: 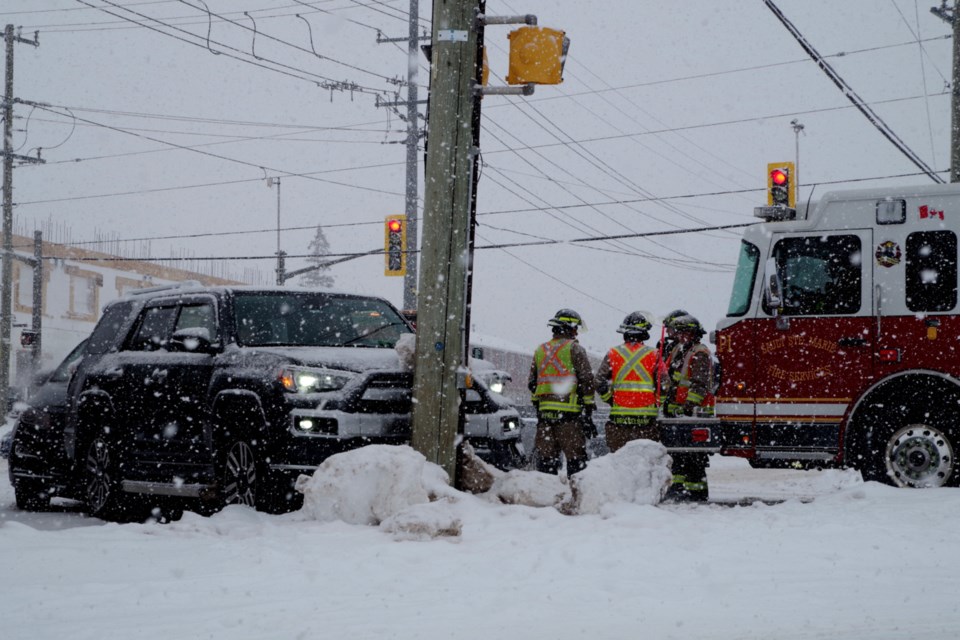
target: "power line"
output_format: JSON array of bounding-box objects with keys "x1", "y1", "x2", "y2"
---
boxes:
[
  {"x1": 73, "y1": 0, "x2": 391, "y2": 96},
  {"x1": 22, "y1": 102, "x2": 406, "y2": 197},
  {"x1": 481, "y1": 34, "x2": 953, "y2": 110},
  {"x1": 174, "y1": 0, "x2": 398, "y2": 82},
  {"x1": 481, "y1": 91, "x2": 949, "y2": 157},
  {"x1": 39, "y1": 221, "x2": 759, "y2": 263},
  {"x1": 477, "y1": 169, "x2": 949, "y2": 218},
  {"x1": 765, "y1": 0, "x2": 943, "y2": 183}
]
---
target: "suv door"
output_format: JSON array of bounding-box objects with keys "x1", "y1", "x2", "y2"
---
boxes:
[{"x1": 110, "y1": 295, "x2": 220, "y2": 485}]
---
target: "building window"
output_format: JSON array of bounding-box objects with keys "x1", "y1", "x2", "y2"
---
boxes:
[
  {"x1": 906, "y1": 231, "x2": 957, "y2": 312},
  {"x1": 65, "y1": 266, "x2": 103, "y2": 322},
  {"x1": 13, "y1": 261, "x2": 49, "y2": 315}
]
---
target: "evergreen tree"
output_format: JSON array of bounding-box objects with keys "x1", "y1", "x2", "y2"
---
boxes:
[{"x1": 300, "y1": 224, "x2": 336, "y2": 288}]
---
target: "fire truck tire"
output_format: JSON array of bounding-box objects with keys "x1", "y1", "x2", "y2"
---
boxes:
[
  {"x1": 856, "y1": 399, "x2": 960, "y2": 489},
  {"x1": 849, "y1": 376, "x2": 960, "y2": 488},
  {"x1": 876, "y1": 423, "x2": 958, "y2": 488}
]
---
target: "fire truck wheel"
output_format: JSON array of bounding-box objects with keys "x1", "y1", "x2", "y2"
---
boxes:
[{"x1": 879, "y1": 423, "x2": 958, "y2": 489}]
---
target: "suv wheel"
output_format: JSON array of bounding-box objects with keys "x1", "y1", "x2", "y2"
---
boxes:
[
  {"x1": 84, "y1": 437, "x2": 124, "y2": 519},
  {"x1": 221, "y1": 440, "x2": 258, "y2": 507}
]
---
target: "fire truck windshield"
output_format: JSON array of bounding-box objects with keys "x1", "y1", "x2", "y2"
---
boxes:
[{"x1": 727, "y1": 241, "x2": 760, "y2": 316}]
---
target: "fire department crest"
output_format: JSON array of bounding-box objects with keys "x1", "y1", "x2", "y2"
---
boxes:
[{"x1": 875, "y1": 240, "x2": 901, "y2": 267}]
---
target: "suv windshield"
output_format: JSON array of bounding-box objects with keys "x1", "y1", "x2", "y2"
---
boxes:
[{"x1": 233, "y1": 292, "x2": 412, "y2": 348}]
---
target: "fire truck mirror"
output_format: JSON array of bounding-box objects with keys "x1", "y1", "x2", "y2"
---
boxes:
[{"x1": 762, "y1": 257, "x2": 783, "y2": 313}]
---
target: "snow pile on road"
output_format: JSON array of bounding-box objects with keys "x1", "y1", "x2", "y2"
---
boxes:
[
  {"x1": 297, "y1": 440, "x2": 673, "y2": 532},
  {"x1": 295, "y1": 445, "x2": 456, "y2": 526},
  {"x1": 571, "y1": 439, "x2": 672, "y2": 514},
  {"x1": 485, "y1": 467, "x2": 572, "y2": 507}
]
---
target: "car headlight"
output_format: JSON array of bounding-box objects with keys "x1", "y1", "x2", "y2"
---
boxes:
[{"x1": 279, "y1": 367, "x2": 353, "y2": 393}]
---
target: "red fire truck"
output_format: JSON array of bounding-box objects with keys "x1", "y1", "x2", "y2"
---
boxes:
[{"x1": 711, "y1": 182, "x2": 960, "y2": 488}]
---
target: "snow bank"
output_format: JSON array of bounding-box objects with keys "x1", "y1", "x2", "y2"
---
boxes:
[
  {"x1": 295, "y1": 440, "x2": 671, "y2": 533},
  {"x1": 571, "y1": 439, "x2": 672, "y2": 514},
  {"x1": 295, "y1": 445, "x2": 454, "y2": 526},
  {"x1": 485, "y1": 439, "x2": 672, "y2": 514}
]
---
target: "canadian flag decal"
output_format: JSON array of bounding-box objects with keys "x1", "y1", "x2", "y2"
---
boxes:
[{"x1": 919, "y1": 205, "x2": 945, "y2": 220}]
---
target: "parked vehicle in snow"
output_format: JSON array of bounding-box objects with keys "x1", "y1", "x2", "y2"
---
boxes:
[
  {"x1": 699, "y1": 182, "x2": 960, "y2": 488},
  {"x1": 6, "y1": 339, "x2": 89, "y2": 510},
  {"x1": 14, "y1": 284, "x2": 522, "y2": 519}
]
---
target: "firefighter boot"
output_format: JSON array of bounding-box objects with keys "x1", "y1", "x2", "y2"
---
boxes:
[{"x1": 662, "y1": 475, "x2": 689, "y2": 503}]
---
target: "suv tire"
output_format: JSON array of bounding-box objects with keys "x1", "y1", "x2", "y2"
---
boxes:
[
  {"x1": 84, "y1": 436, "x2": 125, "y2": 520},
  {"x1": 221, "y1": 440, "x2": 258, "y2": 508}
]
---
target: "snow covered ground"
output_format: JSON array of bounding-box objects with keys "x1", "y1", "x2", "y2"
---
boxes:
[{"x1": 2, "y1": 436, "x2": 959, "y2": 640}]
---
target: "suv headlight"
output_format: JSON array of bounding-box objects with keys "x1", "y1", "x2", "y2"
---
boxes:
[{"x1": 279, "y1": 367, "x2": 353, "y2": 393}]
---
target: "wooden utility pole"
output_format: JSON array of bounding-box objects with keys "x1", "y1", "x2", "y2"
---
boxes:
[
  {"x1": 410, "y1": 0, "x2": 484, "y2": 479},
  {"x1": 932, "y1": 1, "x2": 960, "y2": 181},
  {"x1": 1, "y1": 25, "x2": 40, "y2": 413}
]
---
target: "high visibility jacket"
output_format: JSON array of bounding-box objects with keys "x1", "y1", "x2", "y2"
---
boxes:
[
  {"x1": 532, "y1": 338, "x2": 587, "y2": 414},
  {"x1": 666, "y1": 343, "x2": 715, "y2": 416},
  {"x1": 602, "y1": 343, "x2": 658, "y2": 418}
]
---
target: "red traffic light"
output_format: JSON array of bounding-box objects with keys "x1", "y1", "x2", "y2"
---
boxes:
[
  {"x1": 387, "y1": 219, "x2": 403, "y2": 233},
  {"x1": 770, "y1": 168, "x2": 788, "y2": 186}
]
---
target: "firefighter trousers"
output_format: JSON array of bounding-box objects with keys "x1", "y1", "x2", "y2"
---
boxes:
[
  {"x1": 534, "y1": 415, "x2": 588, "y2": 476},
  {"x1": 604, "y1": 418, "x2": 659, "y2": 454}
]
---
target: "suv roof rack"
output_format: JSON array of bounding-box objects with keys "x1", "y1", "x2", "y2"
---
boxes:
[{"x1": 126, "y1": 280, "x2": 204, "y2": 297}]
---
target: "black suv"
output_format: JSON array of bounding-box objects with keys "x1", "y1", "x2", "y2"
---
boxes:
[{"x1": 14, "y1": 285, "x2": 522, "y2": 519}]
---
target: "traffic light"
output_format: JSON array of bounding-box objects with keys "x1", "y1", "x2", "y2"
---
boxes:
[
  {"x1": 767, "y1": 162, "x2": 796, "y2": 208},
  {"x1": 384, "y1": 215, "x2": 406, "y2": 276},
  {"x1": 506, "y1": 26, "x2": 569, "y2": 85}
]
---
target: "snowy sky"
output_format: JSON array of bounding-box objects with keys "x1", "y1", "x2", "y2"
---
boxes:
[{"x1": 2, "y1": 0, "x2": 954, "y2": 354}]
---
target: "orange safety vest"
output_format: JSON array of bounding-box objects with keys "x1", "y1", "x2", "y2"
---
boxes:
[{"x1": 604, "y1": 343, "x2": 658, "y2": 418}]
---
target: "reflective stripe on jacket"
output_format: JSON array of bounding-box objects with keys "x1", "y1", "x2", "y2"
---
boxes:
[
  {"x1": 533, "y1": 338, "x2": 581, "y2": 413},
  {"x1": 604, "y1": 343, "x2": 658, "y2": 418}
]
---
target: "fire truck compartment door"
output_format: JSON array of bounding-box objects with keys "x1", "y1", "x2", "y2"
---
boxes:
[{"x1": 753, "y1": 229, "x2": 873, "y2": 452}]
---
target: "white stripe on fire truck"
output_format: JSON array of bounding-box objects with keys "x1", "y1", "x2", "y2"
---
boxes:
[
  {"x1": 715, "y1": 402, "x2": 849, "y2": 417},
  {"x1": 755, "y1": 403, "x2": 848, "y2": 417}
]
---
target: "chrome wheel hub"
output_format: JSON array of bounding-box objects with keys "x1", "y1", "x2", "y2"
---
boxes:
[{"x1": 885, "y1": 424, "x2": 954, "y2": 488}]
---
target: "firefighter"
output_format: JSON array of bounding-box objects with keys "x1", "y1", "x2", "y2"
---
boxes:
[
  {"x1": 656, "y1": 308, "x2": 689, "y2": 358},
  {"x1": 527, "y1": 309, "x2": 597, "y2": 476},
  {"x1": 660, "y1": 314, "x2": 715, "y2": 502},
  {"x1": 596, "y1": 312, "x2": 659, "y2": 453}
]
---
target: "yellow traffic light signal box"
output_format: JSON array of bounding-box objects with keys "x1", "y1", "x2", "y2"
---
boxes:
[
  {"x1": 506, "y1": 26, "x2": 567, "y2": 86},
  {"x1": 384, "y1": 215, "x2": 407, "y2": 276},
  {"x1": 767, "y1": 161, "x2": 796, "y2": 208}
]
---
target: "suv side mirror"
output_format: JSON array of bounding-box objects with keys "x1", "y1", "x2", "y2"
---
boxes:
[
  {"x1": 762, "y1": 257, "x2": 783, "y2": 313},
  {"x1": 169, "y1": 328, "x2": 217, "y2": 354}
]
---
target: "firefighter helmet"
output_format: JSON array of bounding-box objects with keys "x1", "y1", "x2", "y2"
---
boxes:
[
  {"x1": 670, "y1": 314, "x2": 706, "y2": 337},
  {"x1": 548, "y1": 308, "x2": 584, "y2": 331},
  {"x1": 617, "y1": 311, "x2": 652, "y2": 339},
  {"x1": 662, "y1": 308, "x2": 690, "y2": 329}
]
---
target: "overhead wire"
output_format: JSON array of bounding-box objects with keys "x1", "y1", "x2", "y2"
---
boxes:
[
  {"x1": 74, "y1": 0, "x2": 392, "y2": 96},
  {"x1": 24, "y1": 102, "x2": 406, "y2": 197},
  {"x1": 764, "y1": 0, "x2": 943, "y2": 183},
  {"x1": 174, "y1": 0, "x2": 398, "y2": 82}
]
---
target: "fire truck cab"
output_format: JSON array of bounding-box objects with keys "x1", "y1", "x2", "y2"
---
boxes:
[{"x1": 716, "y1": 182, "x2": 960, "y2": 488}]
